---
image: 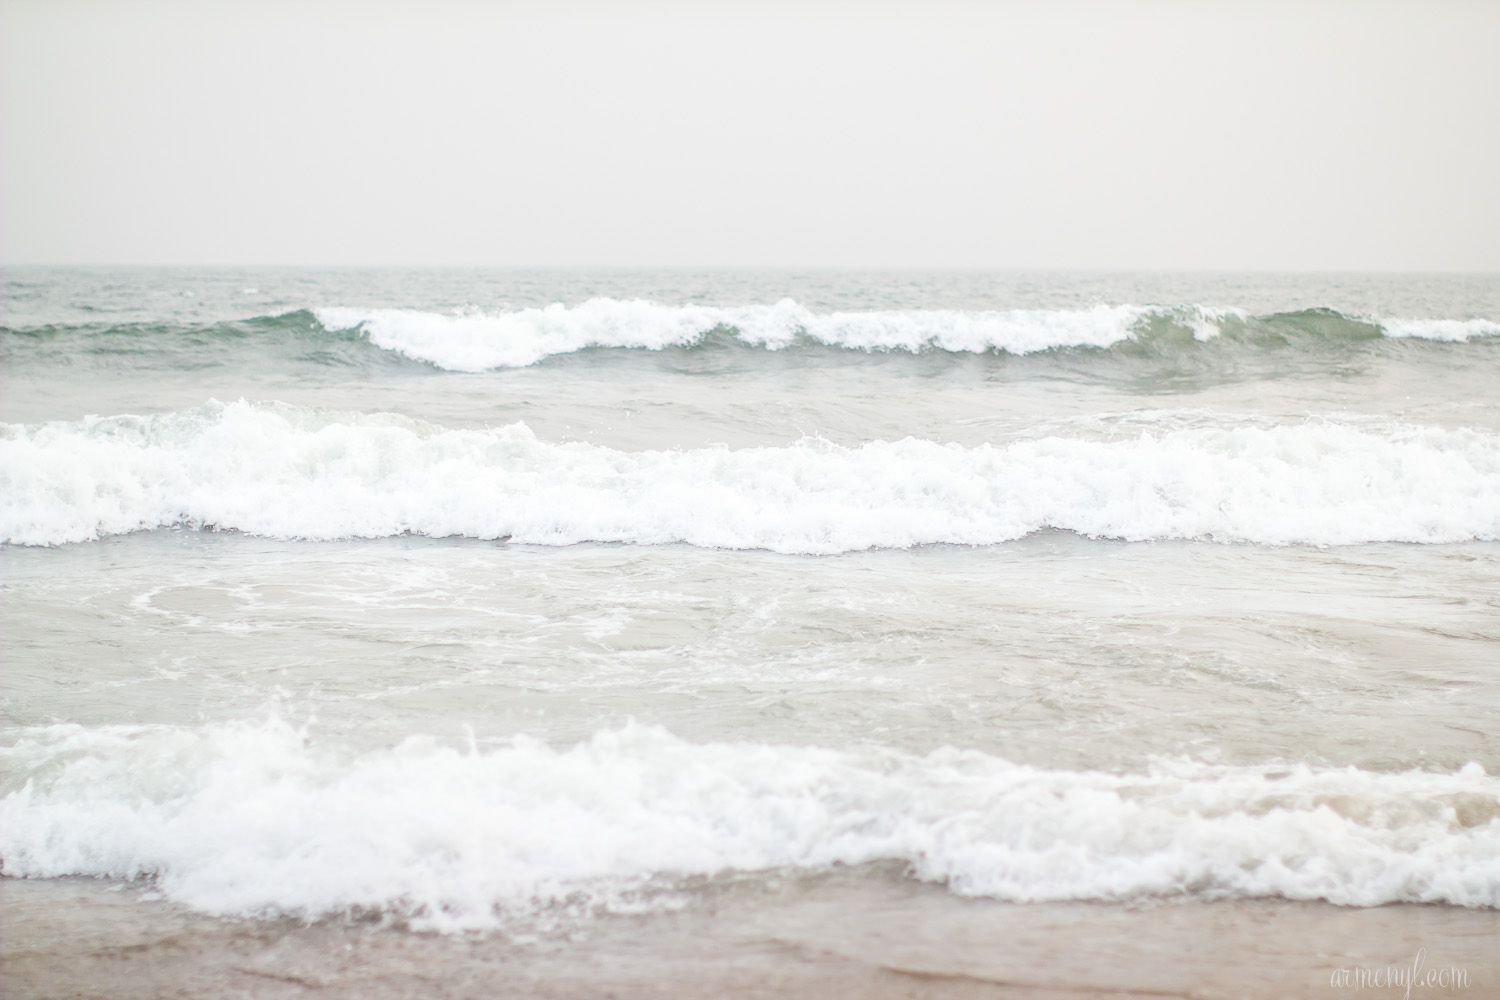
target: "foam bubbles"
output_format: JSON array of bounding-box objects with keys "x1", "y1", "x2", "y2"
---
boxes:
[
  {"x1": 3, "y1": 402, "x2": 1497, "y2": 550},
  {"x1": 314, "y1": 300, "x2": 1148, "y2": 370},
  {"x1": 3, "y1": 720, "x2": 1497, "y2": 928},
  {"x1": 1380, "y1": 318, "x2": 1500, "y2": 342},
  {"x1": 310, "y1": 300, "x2": 1499, "y2": 371}
]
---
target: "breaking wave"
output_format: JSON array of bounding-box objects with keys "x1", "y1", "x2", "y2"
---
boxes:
[
  {"x1": 2, "y1": 720, "x2": 1496, "y2": 929},
  {"x1": 315, "y1": 301, "x2": 1500, "y2": 371},
  {"x1": 4, "y1": 302, "x2": 1495, "y2": 374},
  {"x1": 3, "y1": 401, "x2": 1497, "y2": 550}
]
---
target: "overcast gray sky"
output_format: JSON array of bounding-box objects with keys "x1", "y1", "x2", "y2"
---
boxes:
[{"x1": 2, "y1": 0, "x2": 1496, "y2": 269}]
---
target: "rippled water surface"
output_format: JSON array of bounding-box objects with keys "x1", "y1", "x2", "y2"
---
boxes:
[{"x1": 3, "y1": 268, "x2": 1498, "y2": 934}]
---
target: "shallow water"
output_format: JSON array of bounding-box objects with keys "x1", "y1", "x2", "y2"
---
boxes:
[
  {"x1": 6, "y1": 875, "x2": 1497, "y2": 1000},
  {"x1": 2, "y1": 269, "x2": 1498, "y2": 985}
]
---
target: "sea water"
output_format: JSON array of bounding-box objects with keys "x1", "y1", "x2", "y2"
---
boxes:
[{"x1": 2, "y1": 269, "x2": 1498, "y2": 943}]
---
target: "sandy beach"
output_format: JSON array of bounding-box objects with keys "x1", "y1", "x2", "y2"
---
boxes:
[{"x1": 6, "y1": 871, "x2": 1496, "y2": 999}]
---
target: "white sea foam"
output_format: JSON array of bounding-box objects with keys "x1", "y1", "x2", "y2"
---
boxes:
[
  {"x1": 314, "y1": 300, "x2": 1148, "y2": 370},
  {"x1": 311, "y1": 300, "x2": 1499, "y2": 370},
  {"x1": 2, "y1": 720, "x2": 1496, "y2": 928},
  {"x1": 1176, "y1": 304, "x2": 1246, "y2": 341},
  {"x1": 1379, "y1": 318, "x2": 1500, "y2": 342},
  {"x1": 3, "y1": 401, "x2": 1497, "y2": 550}
]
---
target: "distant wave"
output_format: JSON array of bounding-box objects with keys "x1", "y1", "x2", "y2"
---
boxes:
[
  {"x1": 5, "y1": 302, "x2": 1496, "y2": 372},
  {"x1": 314, "y1": 300, "x2": 1500, "y2": 370},
  {"x1": 314, "y1": 301, "x2": 1152, "y2": 369},
  {"x1": 4, "y1": 401, "x2": 1496, "y2": 550},
  {"x1": 3, "y1": 719, "x2": 1497, "y2": 928},
  {"x1": 1380, "y1": 317, "x2": 1500, "y2": 341}
]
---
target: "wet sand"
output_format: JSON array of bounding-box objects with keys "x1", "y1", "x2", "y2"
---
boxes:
[{"x1": 5, "y1": 872, "x2": 1496, "y2": 999}]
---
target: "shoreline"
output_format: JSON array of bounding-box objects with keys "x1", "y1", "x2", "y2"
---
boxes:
[{"x1": 5, "y1": 873, "x2": 1496, "y2": 999}]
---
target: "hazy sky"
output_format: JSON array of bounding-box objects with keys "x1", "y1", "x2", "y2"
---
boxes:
[{"x1": 2, "y1": 0, "x2": 1497, "y2": 269}]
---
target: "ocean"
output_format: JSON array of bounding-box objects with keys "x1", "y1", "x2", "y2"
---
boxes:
[{"x1": 3, "y1": 268, "x2": 1498, "y2": 997}]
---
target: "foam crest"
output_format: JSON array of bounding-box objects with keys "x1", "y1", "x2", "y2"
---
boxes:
[
  {"x1": 2, "y1": 720, "x2": 1497, "y2": 928},
  {"x1": 3, "y1": 401, "x2": 1497, "y2": 550},
  {"x1": 316, "y1": 301, "x2": 729, "y2": 370},
  {"x1": 312, "y1": 301, "x2": 1500, "y2": 371},
  {"x1": 313, "y1": 300, "x2": 1148, "y2": 369},
  {"x1": 1380, "y1": 317, "x2": 1500, "y2": 342}
]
